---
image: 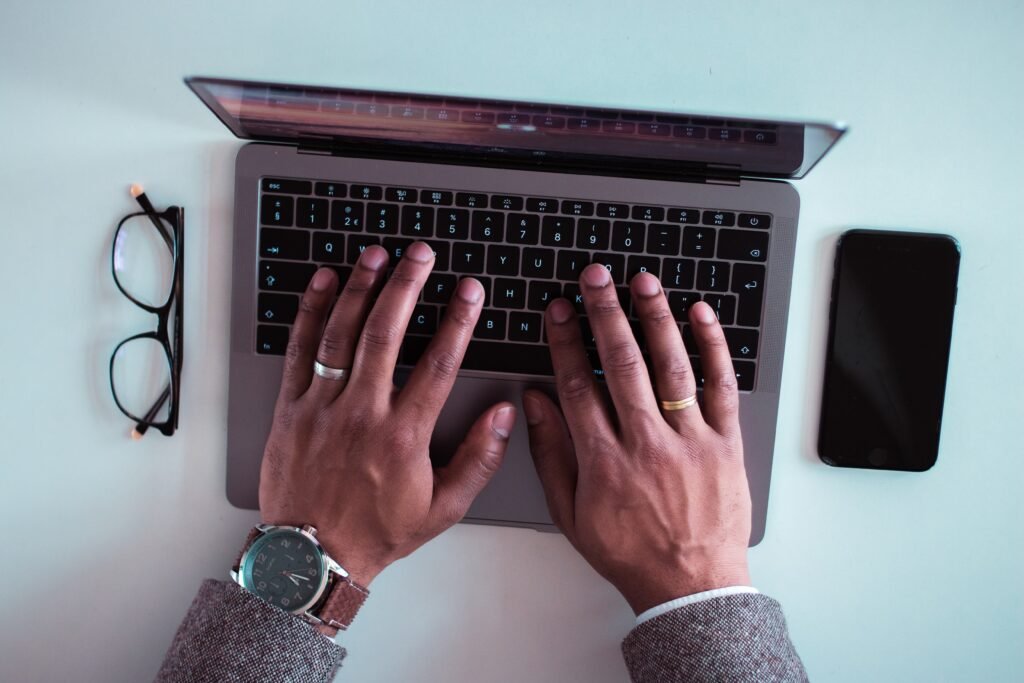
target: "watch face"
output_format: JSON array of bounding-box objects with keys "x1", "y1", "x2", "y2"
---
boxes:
[{"x1": 241, "y1": 529, "x2": 326, "y2": 612}]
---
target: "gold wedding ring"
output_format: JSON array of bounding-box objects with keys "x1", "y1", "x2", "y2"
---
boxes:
[{"x1": 659, "y1": 395, "x2": 698, "y2": 412}]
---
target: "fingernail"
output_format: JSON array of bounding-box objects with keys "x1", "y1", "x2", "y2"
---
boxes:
[
  {"x1": 456, "y1": 277, "x2": 483, "y2": 304},
  {"x1": 549, "y1": 299, "x2": 573, "y2": 324},
  {"x1": 406, "y1": 241, "x2": 434, "y2": 263},
  {"x1": 632, "y1": 272, "x2": 660, "y2": 298},
  {"x1": 310, "y1": 268, "x2": 334, "y2": 292},
  {"x1": 523, "y1": 393, "x2": 543, "y2": 426},
  {"x1": 693, "y1": 301, "x2": 717, "y2": 324},
  {"x1": 360, "y1": 246, "x2": 388, "y2": 270},
  {"x1": 582, "y1": 263, "x2": 611, "y2": 288},
  {"x1": 491, "y1": 406, "x2": 516, "y2": 440}
]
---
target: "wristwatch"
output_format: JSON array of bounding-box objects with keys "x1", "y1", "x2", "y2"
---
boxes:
[{"x1": 231, "y1": 523, "x2": 369, "y2": 633}]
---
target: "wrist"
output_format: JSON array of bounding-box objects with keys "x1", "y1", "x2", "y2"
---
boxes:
[{"x1": 617, "y1": 560, "x2": 751, "y2": 615}]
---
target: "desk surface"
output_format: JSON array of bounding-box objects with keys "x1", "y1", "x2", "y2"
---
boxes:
[{"x1": 2, "y1": 2, "x2": 1022, "y2": 681}]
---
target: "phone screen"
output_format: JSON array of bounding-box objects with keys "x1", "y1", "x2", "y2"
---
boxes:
[{"x1": 818, "y1": 230, "x2": 960, "y2": 471}]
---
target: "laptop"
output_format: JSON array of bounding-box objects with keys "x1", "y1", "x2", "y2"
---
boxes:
[{"x1": 186, "y1": 76, "x2": 845, "y2": 545}]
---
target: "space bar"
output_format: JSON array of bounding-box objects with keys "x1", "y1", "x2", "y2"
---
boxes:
[{"x1": 400, "y1": 337, "x2": 554, "y2": 376}]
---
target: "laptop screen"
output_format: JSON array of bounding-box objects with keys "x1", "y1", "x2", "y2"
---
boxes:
[{"x1": 186, "y1": 76, "x2": 845, "y2": 180}]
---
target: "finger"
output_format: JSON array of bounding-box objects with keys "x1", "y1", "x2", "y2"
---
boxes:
[
  {"x1": 630, "y1": 272, "x2": 703, "y2": 430},
  {"x1": 397, "y1": 277, "x2": 484, "y2": 424},
  {"x1": 689, "y1": 302, "x2": 740, "y2": 436},
  {"x1": 522, "y1": 390, "x2": 578, "y2": 535},
  {"x1": 544, "y1": 298, "x2": 616, "y2": 446},
  {"x1": 279, "y1": 267, "x2": 337, "y2": 401},
  {"x1": 578, "y1": 264, "x2": 658, "y2": 419},
  {"x1": 426, "y1": 403, "x2": 516, "y2": 533},
  {"x1": 306, "y1": 246, "x2": 389, "y2": 403},
  {"x1": 347, "y1": 241, "x2": 435, "y2": 399}
]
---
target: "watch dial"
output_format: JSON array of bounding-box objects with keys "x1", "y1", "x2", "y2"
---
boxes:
[{"x1": 243, "y1": 530, "x2": 325, "y2": 612}]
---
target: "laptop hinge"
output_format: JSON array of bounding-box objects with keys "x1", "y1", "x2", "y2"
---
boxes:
[{"x1": 705, "y1": 165, "x2": 742, "y2": 187}]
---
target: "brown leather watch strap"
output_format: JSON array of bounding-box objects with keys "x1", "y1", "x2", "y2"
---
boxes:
[{"x1": 316, "y1": 576, "x2": 370, "y2": 631}]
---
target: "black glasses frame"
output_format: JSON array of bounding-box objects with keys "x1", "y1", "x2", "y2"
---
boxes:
[{"x1": 109, "y1": 206, "x2": 184, "y2": 436}]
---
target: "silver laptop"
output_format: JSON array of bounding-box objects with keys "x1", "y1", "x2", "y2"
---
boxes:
[{"x1": 186, "y1": 76, "x2": 845, "y2": 545}]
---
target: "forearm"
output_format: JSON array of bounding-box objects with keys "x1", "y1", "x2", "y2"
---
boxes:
[
  {"x1": 622, "y1": 593, "x2": 807, "y2": 683},
  {"x1": 154, "y1": 579, "x2": 346, "y2": 683}
]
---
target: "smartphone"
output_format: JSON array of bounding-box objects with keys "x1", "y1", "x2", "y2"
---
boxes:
[{"x1": 818, "y1": 229, "x2": 960, "y2": 471}]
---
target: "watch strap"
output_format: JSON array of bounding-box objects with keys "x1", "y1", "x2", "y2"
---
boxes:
[{"x1": 316, "y1": 575, "x2": 370, "y2": 631}]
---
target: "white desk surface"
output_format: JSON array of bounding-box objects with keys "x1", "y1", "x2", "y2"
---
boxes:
[{"x1": 2, "y1": 1, "x2": 1022, "y2": 681}]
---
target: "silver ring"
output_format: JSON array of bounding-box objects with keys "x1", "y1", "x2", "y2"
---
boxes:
[{"x1": 313, "y1": 360, "x2": 349, "y2": 381}]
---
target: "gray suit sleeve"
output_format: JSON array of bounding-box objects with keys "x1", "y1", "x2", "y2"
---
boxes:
[
  {"x1": 621, "y1": 593, "x2": 807, "y2": 682},
  {"x1": 154, "y1": 579, "x2": 346, "y2": 683}
]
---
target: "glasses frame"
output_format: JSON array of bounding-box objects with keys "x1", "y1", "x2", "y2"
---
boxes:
[{"x1": 109, "y1": 206, "x2": 184, "y2": 436}]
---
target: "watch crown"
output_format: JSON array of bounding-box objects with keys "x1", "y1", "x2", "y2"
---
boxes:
[{"x1": 302, "y1": 524, "x2": 318, "y2": 536}]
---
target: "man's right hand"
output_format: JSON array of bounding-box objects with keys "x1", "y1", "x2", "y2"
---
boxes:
[{"x1": 523, "y1": 265, "x2": 752, "y2": 615}]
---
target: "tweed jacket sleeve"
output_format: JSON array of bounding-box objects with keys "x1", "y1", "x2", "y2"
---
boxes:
[
  {"x1": 154, "y1": 579, "x2": 346, "y2": 683},
  {"x1": 621, "y1": 593, "x2": 808, "y2": 682}
]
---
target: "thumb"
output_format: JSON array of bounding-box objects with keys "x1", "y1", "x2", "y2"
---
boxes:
[
  {"x1": 427, "y1": 402, "x2": 516, "y2": 532},
  {"x1": 522, "y1": 390, "x2": 578, "y2": 535}
]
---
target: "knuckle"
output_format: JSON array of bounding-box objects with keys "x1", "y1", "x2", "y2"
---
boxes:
[
  {"x1": 558, "y1": 367, "x2": 594, "y2": 403},
  {"x1": 425, "y1": 348, "x2": 460, "y2": 380},
  {"x1": 588, "y1": 296, "x2": 623, "y2": 319},
  {"x1": 386, "y1": 423, "x2": 420, "y2": 454},
  {"x1": 298, "y1": 297, "x2": 323, "y2": 316},
  {"x1": 444, "y1": 303, "x2": 477, "y2": 329},
  {"x1": 317, "y1": 329, "x2": 346, "y2": 358},
  {"x1": 710, "y1": 370, "x2": 738, "y2": 393},
  {"x1": 602, "y1": 340, "x2": 645, "y2": 377},
  {"x1": 283, "y1": 338, "x2": 305, "y2": 365},
  {"x1": 646, "y1": 306, "x2": 677, "y2": 329},
  {"x1": 385, "y1": 267, "x2": 420, "y2": 291},
  {"x1": 660, "y1": 358, "x2": 693, "y2": 387},
  {"x1": 361, "y1": 317, "x2": 401, "y2": 350}
]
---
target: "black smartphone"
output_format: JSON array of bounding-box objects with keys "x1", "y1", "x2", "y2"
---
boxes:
[{"x1": 818, "y1": 229, "x2": 960, "y2": 471}]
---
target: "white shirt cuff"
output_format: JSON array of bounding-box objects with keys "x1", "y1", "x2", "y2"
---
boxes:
[{"x1": 635, "y1": 586, "x2": 759, "y2": 625}]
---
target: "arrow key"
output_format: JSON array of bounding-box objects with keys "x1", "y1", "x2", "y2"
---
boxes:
[{"x1": 723, "y1": 327, "x2": 759, "y2": 359}]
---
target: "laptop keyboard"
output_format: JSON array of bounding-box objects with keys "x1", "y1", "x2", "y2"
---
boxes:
[{"x1": 254, "y1": 177, "x2": 770, "y2": 391}]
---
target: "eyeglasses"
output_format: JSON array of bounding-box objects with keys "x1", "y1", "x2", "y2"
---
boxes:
[{"x1": 109, "y1": 196, "x2": 184, "y2": 438}]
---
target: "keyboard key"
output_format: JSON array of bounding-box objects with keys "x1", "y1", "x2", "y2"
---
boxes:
[
  {"x1": 367, "y1": 203, "x2": 399, "y2": 234},
  {"x1": 408, "y1": 305, "x2": 438, "y2": 335},
  {"x1": 673, "y1": 125, "x2": 706, "y2": 139},
  {"x1": 355, "y1": 103, "x2": 389, "y2": 117},
  {"x1": 491, "y1": 195, "x2": 524, "y2": 211},
  {"x1": 506, "y1": 213, "x2": 540, "y2": 244},
  {"x1": 561, "y1": 200, "x2": 594, "y2": 216},
  {"x1": 256, "y1": 325, "x2": 289, "y2": 355},
  {"x1": 522, "y1": 248, "x2": 555, "y2": 279},
  {"x1": 541, "y1": 216, "x2": 575, "y2": 246},
  {"x1": 402, "y1": 338, "x2": 554, "y2": 376},
  {"x1": 562, "y1": 284, "x2": 585, "y2": 312},
  {"x1": 326, "y1": 265, "x2": 353, "y2": 292},
  {"x1": 724, "y1": 328, "x2": 759, "y2": 359},
  {"x1": 487, "y1": 245, "x2": 520, "y2": 276},
  {"x1": 262, "y1": 178, "x2": 312, "y2": 194},
  {"x1": 452, "y1": 242, "x2": 485, "y2": 273},
  {"x1": 567, "y1": 117, "x2": 601, "y2": 131},
  {"x1": 592, "y1": 253, "x2": 626, "y2": 284},
  {"x1": 497, "y1": 112, "x2": 530, "y2": 126},
  {"x1": 475, "y1": 309, "x2": 507, "y2": 339},
  {"x1": 422, "y1": 190, "x2": 454, "y2": 206},
  {"x1": 743, "y1": 131, "x2": 776, "y2": 145},
  {"x1": 703, "y1": 293, "x2": 736, "y2": 325},
  {"x1": 576, "y1": 219, "x2": 610, "y2": 250},
  {"x1": 611, "y1": 221, "x2": 646, "y2": 253},
  {"x1": 717, "y1": 229, "x2": 768, "y2": 262},
  {"x1": 626, "y1": 255, "x2": 660, "y2": 280},
  {"x1": 313, "y1": 232, "x2": 345, "y2": 263},
  {"x1": 602, "y1": 120, "x2": 635, "y2": 134},
  {"x1": 508, "y1": 312, "x2": 542, "y2": 342},
  {"x1": 382, "y1": 237, "x2": 413, "y2": 262},
  {"x1": 682, "y1": 226, "x2": 716, "y2": 257},
  {"x1": 738, "y1": 212, "x2": 771, "y2": 229},
  {"x1": 731, "y1": 263, "x2": 765, "y2": 327},
  {"x1": 702, "y1": 210, "x2": 735, "y2": 227},
  {"x1": 556, "y1": 250, "x2": 589, "y2": 281},
  {"x1": 314, "y1": 182, "x2": 345, "y2": 198},
  {"x1": 471, "y1": 276, "x2": 492, "y2": 306},
  {"x1": 597, "y1": 202, "x2": 630, "y2": 219},
  {"x1": 667, "y1": 291, "x2": 701, "y2": 321},
  {"x1": 385, "y1": 187, "x2": 418, "y2": 203},
  {"x1": 638, "y1": 122, "x2": 671, "y2": 136},
  {"x1": 666, "y1": 208, "x2": 701, "y2": 224},
  {"x1": 460, "y1": 110, "x2": 495, "y2": 124},
  {"x1": 424, "y1": 240, "x2": 450, "y2": 270},
  {"x1": 296, "y1": 198, "x2": 329, "y2": 229},
  {"x1": 632, "y1": 205, "x2": 665, "y2": 221},
  {"x1": 259, "y1": 260, "x2": 316, "y2": 292},
  {"x1": 493, "y1": 278, "x2": 527, "y2": 308},
  {"x1": 257, "y1": 293, "x2": 299, "y2": 325},
  {"x1": 456, "y1": 192, "x2": 488, "y2": 208},
  {"x1": 351, "y1": 184, "x2": 383, "y2": 201},
  {"x1": 646, "y1": 224, "x2": 681, "y2": 255},
  {"x1": 578, "y1": 316, "x2": 596, "y2": 347},
  {"x1": 261, "y1": 195, "x2": 293, "y2": 226},
  {"x1": 345, "y1": 235, "x2": 382, "y2": 264},
  {"x1": 533, "y1": 115, "x2": 566, "y2": 129},
  {"x1": 331, "y1": 200, "x2": 364, "y2": 231},
  {"x1": 424, "y1": 273, "x2": 457, "y2": 304},
  {"x1": 696, "y1": 261, "x2": 730, "y2": 291},
  {"x1": 471, "y1": 211, "x2": 504, "y2": 242},
  {"x1": 438, "y1": 208, "x2": 469, "y2": 239},
  {"x1": 260, "y1": 228, "x2": 309, "y2": 260},
  {"x1": 526, "y1": 197, "x2": 560, "y2": 213},
  {"x1": 661, "y1": 258, "x2": 695, "y2": 289},
  {"x1": 710, "y1": 128, "x2": 742, "y2": 142},
  {"x1": 733, "y1": 360, "x2": 756, "y2": 391},
  {"x1": 401, "y1": 206, "x2": 434, "y2": 237},
  {"x1": 528, "y1": 281, "x2": 562, "y2": 311}
]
